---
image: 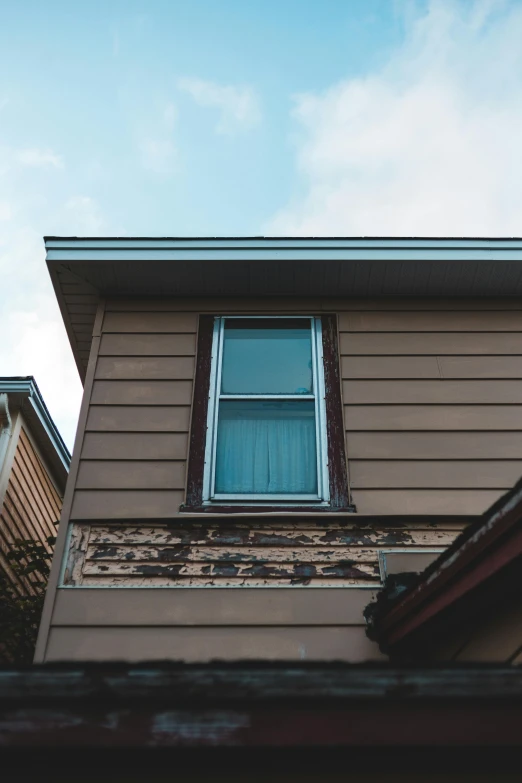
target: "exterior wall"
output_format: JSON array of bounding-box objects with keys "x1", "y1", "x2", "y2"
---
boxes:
[
  {"x1": 37, "y1": 296, "x2": 522, "y2": 662},
  {"x1": 0, "y1": 416, "x2": 62, "y2": 596}
]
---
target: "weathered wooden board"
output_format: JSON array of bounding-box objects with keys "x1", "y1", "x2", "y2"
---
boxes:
[
  {"x1": 99, "y1": 333, "x2": 197, "y2": 356},
  {"x1": 82, "y1": 560, "x2": 380, "y2": 580},
  {"x1": 338, "y1": 311, "x2": 522, "y2": 332},
  {"x1": 343, "y1": 380, "x2": 522, "y2": 404},
  {"x1": 81, "y1": 432, "x2": 188, "y2": 460},
  {"x1": 86, "y1": 545, "x2": 387, "y2": 564},
  {"x1": 89, "y1": 526, "x2": 460, "y2": 547},
  {"x1": 346, "y1": 431, "x2": 522, "y2": 459},
  {"x1": 86, "y1": 405, "x2": 191, "y2": 433},
  {"x1": 95, "y1": 356, "x2": 195, "y2": 380},
  {"x1": 91, "y1": 380, "x2": 193, "y2": 406},
  {"x1": 64, "y1": 522, "x2": 461, "y2": 589},
  {"x1": 344, "y1": 405, "x2": 522, "y2": 431},
  {"x1": 340, "y1": 332, "x2": 522, "y2": 355}
]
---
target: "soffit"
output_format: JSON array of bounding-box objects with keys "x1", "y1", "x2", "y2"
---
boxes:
[{"x1": 45, "y1": 236, "x2": 522, "y2": 383}]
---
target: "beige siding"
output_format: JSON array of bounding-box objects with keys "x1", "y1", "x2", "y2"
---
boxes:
[
  {"x1": 73, "y1": 297, "x2": 522, "y2": 521},
  {"x1": 41, "y1": 296, "x2": 522, "y2": 663},
  {"x1": 339, "y1": 304, "x2": 522, "y2": 514},
  {"x1": 45, "y1": 624, "x2": 384, "y2": 662}
]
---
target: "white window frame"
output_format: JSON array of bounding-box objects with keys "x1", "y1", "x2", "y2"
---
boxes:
[{"x1": 202, "y1": 315, "x2": 330, "y2": 505}]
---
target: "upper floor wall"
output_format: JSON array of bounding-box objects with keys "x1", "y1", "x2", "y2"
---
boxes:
[{"x1": 70, "y1": 296, "x2": 522, "y2": 523}]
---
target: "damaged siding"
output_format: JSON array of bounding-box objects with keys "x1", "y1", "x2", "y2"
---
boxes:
[{"x1": 63, "y1": 521, "x2": 458, "y2": 588}]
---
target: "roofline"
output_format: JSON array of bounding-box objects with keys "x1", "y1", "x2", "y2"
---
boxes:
[
  {"x1": 44, "y1": 235, "x2": 522, "y2": 241},
  {"x1": 45, "y1": 235, "x2": 522, "y2": 380},
  {"x1": 0, "y1": 378, "x2": 71, "y2": 470}
]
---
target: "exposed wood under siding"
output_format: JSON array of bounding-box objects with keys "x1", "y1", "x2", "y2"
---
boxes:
[{"x1": 64, "y1": 522, "x2": 462, "y2": 588}]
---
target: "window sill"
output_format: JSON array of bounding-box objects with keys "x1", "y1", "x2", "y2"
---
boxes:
[{"x1": 179, "y1": 503, "x2": 357, "y2": 514}]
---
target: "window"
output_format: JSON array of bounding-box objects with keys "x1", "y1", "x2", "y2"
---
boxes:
[
  {"x1": 204, "y1": 317, "x2": 328, "y2": 503},
  {"x1": 184, "y1": 314, "x2": 351, "y2": 512}
]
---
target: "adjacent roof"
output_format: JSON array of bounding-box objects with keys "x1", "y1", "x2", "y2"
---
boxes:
[
  {"x1": 365, "y1": 474, "x2": 522, "y2": 656},
  {"x1": 0, "y1": 377, "x2": 70, "y2": 488},
  {"x1": 45, "y1": 236, "x2": 522, "y2": 381},
  {"x1": 1, "y1": 662, "x2": 522, "y2": 749}
]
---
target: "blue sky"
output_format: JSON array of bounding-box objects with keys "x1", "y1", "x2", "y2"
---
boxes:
[{"x1": 1, "y1": 0, "x2": 521, "y2": 447}]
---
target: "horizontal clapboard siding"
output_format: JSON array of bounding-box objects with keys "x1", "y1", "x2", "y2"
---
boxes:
[
  {"x1": 0, "y1": 428, "x2": 62, "y2": 598},
  {"x1": 72, "y1": 306, "x2": 198, "y2": 526},
  {"x1": 72, "y1": 299, "x2": 522, "y2": 524},
  {"x1": 45, "y1": 625, "x2": 384, "y2": 662},
  {"x1": 64, "y1": 522, "x2": 459, "y2": 588},
  {"x1": 341, "y1": 306, "x2": 522, "y2": 514}
]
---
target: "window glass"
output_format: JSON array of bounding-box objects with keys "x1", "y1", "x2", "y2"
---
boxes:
[
  {"x1": 215, "y1": 400, "x2": 317, "y2": 495},
  {"x1": 221, "y1": 320, "x2": 313, "y2": 395}
]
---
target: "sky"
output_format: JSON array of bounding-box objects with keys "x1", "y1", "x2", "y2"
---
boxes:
[{"x1": 1, "y1": 0, "x2": 521, "y2": 449}]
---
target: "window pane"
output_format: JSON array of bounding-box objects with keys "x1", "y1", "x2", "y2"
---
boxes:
[
  {"x1": 221, "y1": 320, "x2": 313, "y2": 394},
  {"x1": 215, "y1": 400, "x2": 318, "y2": 495}
]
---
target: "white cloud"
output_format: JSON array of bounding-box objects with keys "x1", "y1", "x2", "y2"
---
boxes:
[
  {"x1": 0, "y1": 228, "x2": 82, "y2": 449},
  {"x1": 268, "y1": 0, "x2": 522, "y2": 236},
  {"x1": 16, "y1": 148, "x2": 64, "y2": 168},
  {"x1": 140, "y1": 138, "x2": 177, "y2": 174},
  {"x1": 0, "y1": 201, "x2": 12, "y2": 221},
  {"x1": 177, "y1": 77, "x2": 261, "y2": 134},
  {"x1": 63, "y1": 195, "x2": 106, "y2": 234}
]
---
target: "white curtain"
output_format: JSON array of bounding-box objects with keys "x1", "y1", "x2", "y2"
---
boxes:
[{"x1": 215, "y1": 413, "x2": 317, "y2": 494}]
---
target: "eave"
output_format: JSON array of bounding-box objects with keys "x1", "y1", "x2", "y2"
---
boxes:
[
  {"x1": 45, "y1": 236, "x2": 522, "y2": 382},
  {"x1": 0, "y1": 377, "x2": 70, "y2": 490}
]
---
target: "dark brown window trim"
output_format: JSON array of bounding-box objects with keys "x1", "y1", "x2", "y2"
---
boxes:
[{"x1": 183, "y1": 313, "x2": 354, "y2": 513}]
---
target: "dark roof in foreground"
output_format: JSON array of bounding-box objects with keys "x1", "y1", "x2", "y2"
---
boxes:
[
  {"x1": 2, "y1": 662, "x2": 522, "y2": 749},
  {"x1": 44, "y1": 236, "x2": 522, "y2": 381}
]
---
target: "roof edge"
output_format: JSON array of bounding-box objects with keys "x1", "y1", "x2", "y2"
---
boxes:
[{"x1": 0, "y1": 378, "x2": 71, "y2": 470}]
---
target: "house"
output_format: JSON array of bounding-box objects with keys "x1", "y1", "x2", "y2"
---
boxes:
[
  {"x1": 35, "y1": 236, "x2": 522, "y2": 664},
  {"x1": 365, "y1": 471, "x2": 522, "y2": 663},
  {"x1": 0, "y1": 376, "x2": 70, "y2": 600}
]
